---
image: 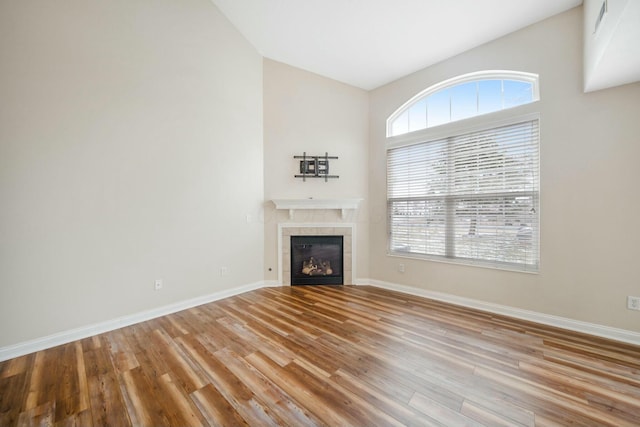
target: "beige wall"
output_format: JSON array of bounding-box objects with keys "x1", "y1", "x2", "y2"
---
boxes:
[
  {"x1": 0, "y1": 0, "x2": 264, "y2": 347},
  {"x1": 263, "y1": 59, "x2": 369, "y2": 282},
  {"x1": 369, "y1": 7, "x2": 640, "y2": 332},
  {"x1": 2, "y1": 2, "x2": 638, "y2": 351}
]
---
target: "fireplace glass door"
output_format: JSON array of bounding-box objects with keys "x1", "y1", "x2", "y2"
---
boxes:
[{"x1": 290, "y1": 235, "x2": 343, "y2": 285}]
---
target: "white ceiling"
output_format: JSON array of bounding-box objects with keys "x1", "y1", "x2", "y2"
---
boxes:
[{"x1": 210, "y1": 0, "x2": 582, "y2": 90}]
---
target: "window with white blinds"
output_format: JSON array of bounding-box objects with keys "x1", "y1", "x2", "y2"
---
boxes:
[{"x1": 387, "y1": 119, "x2": 539, "y2": 271}]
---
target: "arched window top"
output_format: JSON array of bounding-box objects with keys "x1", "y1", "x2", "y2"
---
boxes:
[{"x1": 387, "y1": 70, "x2": 539, "y2": 137}]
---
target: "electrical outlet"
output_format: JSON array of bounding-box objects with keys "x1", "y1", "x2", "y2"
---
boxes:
[
  {"x1": 154, "y1": 279, "x2": 163, "y2": 290},
  {"x1": 220, "y1": 267, "x2": 228, "y2": 277},
  {"x1": 628, "y1": 296, "x2": 640, "y2": 311},
  {"x1": 398, "y1": 263, "x2": 405, "y2": 273}
]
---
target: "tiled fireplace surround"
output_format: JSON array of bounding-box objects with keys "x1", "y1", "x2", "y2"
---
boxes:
[{"x1": 278, "y1": 223, "x2": 355, "y2": 286}]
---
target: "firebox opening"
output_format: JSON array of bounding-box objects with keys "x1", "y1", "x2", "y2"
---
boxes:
[{"x1": 291, "y1": 235, "x2": 344, "y2": 285}]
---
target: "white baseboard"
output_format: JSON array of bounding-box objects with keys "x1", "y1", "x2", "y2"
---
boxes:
[
  {"x1": 0, "y1": 281, "x2": 265, "y2": 362},
  {"x1": 3, "y1": 279, "x2": 638, "y2": 362},
  {"x1": 263, "y1": 280, "x2": 282, "y2": 287},
  {"x1": 363, "y1": 279, "x2": 640, "y2": 346}
]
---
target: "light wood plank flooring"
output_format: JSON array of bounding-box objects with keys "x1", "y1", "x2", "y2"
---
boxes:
[{"x1": 1, "y1": 285, "x2": 640, "y2": 426}]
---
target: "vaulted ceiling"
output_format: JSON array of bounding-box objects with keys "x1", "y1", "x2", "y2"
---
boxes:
[{"x1": 210, "y1": 0, "x2": 582, "y2": 90}]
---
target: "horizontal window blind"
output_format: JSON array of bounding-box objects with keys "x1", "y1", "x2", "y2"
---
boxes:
[{"x1": 388, "y1": 119, "x2": 539, "y2": 271}]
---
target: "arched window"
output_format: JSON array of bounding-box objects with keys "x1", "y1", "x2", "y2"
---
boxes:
[
  {"x1": 387, "y1": 70, "x2": 539, "y2": 137},
  {"x1": 386, "y1": 71, "x2": 540, "y2": 272}
]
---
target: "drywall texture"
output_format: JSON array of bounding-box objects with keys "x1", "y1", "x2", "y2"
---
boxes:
[
  {"x1": 263, "y1": 59, "x2": 370, "y2": 283},
  {"x1": 369, "y1": 6, "x2": 640, "y2": 332},
  {"x1": 0, "y1": 0, "x2": 264, "y2": 347}
]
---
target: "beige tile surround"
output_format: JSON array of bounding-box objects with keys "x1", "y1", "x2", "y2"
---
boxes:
[{"x1": 279, "y1": 224, "x2": 354, "y2": 286}]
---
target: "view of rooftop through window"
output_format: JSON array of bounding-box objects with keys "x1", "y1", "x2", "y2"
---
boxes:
[{"x1": 389, "y1": 73, "x2": 538, "y2": 136}]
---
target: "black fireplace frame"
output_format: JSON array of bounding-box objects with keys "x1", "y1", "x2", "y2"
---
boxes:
[{"x1": 290, "y1": 235, "x2": 344, "y2": 285}]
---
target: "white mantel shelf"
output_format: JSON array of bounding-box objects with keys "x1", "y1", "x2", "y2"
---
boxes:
[{"x1": 272, "y1": 198, "x2": 363, "y2": 219}]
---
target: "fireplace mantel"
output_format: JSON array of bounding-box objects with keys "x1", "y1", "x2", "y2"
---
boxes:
[{"x1": 272, "y1": 198, "x2": 362, "y2": 220}]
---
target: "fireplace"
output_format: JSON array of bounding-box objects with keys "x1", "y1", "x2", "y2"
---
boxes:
[{"x1": 290, "y1": 235, "x2": 344, "y2": 285}]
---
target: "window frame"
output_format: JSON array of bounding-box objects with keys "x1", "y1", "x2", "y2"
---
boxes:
[
  {"x1": 386, "y1": 102, "x2": 541, "y2": 273},
  {"x1": 386, "y1": 70, "x2": 540, "y2": 137}
]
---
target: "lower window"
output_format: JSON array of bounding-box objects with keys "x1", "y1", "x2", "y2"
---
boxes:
[{"x1": 387, "y1": 118, "x2": 539, "y2": 272}]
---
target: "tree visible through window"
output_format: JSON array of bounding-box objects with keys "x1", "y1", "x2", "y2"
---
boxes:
[{"x1": 386, "y1": 71, "x2": 540, "y2": 271}]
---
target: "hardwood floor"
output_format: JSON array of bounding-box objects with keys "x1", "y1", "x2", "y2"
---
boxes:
[{"x1": 1, "y1": 285, "x2": 640, "y2": 426}]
